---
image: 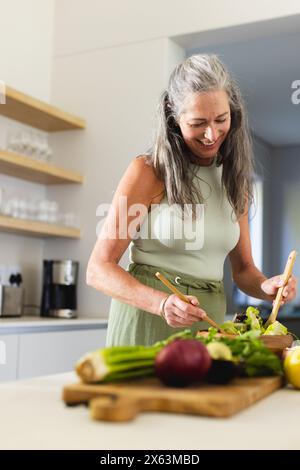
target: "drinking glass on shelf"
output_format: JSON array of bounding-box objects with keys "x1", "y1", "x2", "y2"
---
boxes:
[
  {"x1": 6, "y1": 129, "x2": 20, "y2": 153},
  {"x1": 18, "y1": 198, "x2": 28, "y2": 219},
  {"x1": 10, "y1": 198, "x2": 21, "y2": 218},
  {"x1": 61, "y1": 212, "x2": 80, "y2": 228},
  {"x1": 38, "y1": 134, "x2": 49, "y2": 162},
  {"x1": 37, "y1": 199, "x2": 49, "y2": 222},
  {"x1": 48, "y1": 201, "x2": 59, "y2": 224},
  {"x1": 0, "y1": 187, "x2": 5, "y2": 214},
  {"x1": 27, "y1": 200, "x2": 38, "y2": 220},
  {"x1": 28, "y1": 132, "x2": 38, "y2": 160},
  {"x1": 20, "y1": 130, "x2": 31, "y2": 156},
  {"x1": 25, "y1": 131, "x2": 37, "y2": 158},
  {"x1": 45, "y1": 144, "x2": 53, "y2": 163},
  {"x1": 2, "y1": 198, "x2": 11, "y2": 217},
  {"x1": 32, "y1": 133, "x2": 41, "y2": 161}
]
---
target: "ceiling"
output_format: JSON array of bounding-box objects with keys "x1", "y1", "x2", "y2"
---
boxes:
[{"x1": 172, "y1": 15, "x2": 300, "y2": 147}]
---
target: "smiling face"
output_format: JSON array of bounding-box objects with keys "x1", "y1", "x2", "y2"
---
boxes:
[{"x1": 178, "y1": 90, "x2": 231, "y2": 166}]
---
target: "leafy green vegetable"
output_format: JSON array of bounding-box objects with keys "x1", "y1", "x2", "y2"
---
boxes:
[
  {"x1": 220, "y1": 321, "x2": 247, "y2": 335},
  {"x1": 263, "y1": 321, "x2": 288, "y2": 336},
  {"x1": 197, "y1": 329, "x2": 283, "y2": 377},
  {"x1": 245, "y1": 306, "x2": 264, "y2": 332},
  {"x1": 219, "y1": 321, "x2": 241, "y2": 335}
]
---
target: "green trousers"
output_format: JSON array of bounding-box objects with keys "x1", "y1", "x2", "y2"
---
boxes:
[{"x1": 105, "y1": 263, "x2": 226, "y2": 346}]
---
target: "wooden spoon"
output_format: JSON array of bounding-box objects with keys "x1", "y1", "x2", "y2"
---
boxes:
[
  {"x1": 155, "y1": 271, "x2": 229, "y2": 335},
  {"x1": 265, "y1": 250, "x2": 297, "y2": 327}
]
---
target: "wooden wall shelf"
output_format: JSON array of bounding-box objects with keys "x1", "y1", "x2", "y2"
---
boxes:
[
  {"x1": 0, "y1": 86, "x2": 86, "y2": 132},
  {"x1": 0, "y1": 150, "x2": 84, "y2": 185},
  {"x1": 0, "y1": 215, "x2": 81, "y2": 239}
]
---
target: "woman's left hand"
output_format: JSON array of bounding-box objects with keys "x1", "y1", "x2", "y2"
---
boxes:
[{"x1": 261, "y1": 275, "x2": 298, "y2": 306}]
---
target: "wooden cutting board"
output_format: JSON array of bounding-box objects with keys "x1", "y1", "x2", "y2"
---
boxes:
[{"x1": 62, "y1": 376, "x2": 283, "y2": 422}]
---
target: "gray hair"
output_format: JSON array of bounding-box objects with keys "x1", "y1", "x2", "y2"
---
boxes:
[{"x1": 144, "y1": 53, "x2": 255, "y2": 219}]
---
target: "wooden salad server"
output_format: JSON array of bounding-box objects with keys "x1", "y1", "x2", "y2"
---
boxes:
[{"x1": 265, "y1": 250, "x2": 297, "y2": 327}]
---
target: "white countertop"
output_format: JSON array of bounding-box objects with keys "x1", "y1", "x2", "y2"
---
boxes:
[
  {"x1": 0, "y1": 372, "x2": 299, "y2": 450},
  {"x1": 0, "y1": 315, "x2": 108, "y2": 327},
  {"x1": 0, "y1": 315, "x2": 108, "y2": 334}
]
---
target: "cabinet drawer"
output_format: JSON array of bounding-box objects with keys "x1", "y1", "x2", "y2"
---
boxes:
[
  {"x1": 18, "y1": 328, "x2": 106, "y2": 379},
  {"x1": 0, "y1": 334, "x2": 18, "y2": 382}
]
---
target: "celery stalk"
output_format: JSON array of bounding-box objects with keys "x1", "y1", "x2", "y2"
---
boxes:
[{"x1": 75, "y1": 329, "x2": 193, "y2": 383}]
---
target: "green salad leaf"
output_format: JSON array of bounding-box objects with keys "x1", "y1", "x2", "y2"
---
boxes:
[
  {"x1": 219, "y1": 321, "x2": 241, "y2": 335},
  {"x1": 263, "y1": 321, "x2": 288, "y2": 336},
  {"x1": 245, "y1": 306, "x2": 264, "y2": 332}
]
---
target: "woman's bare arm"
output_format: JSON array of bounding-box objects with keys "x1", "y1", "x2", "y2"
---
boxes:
[
  {"x1": 86, "y1": 156, "x2": 168, "y2": 315},
  {"x1": 229, "y1": 204, "x2": 270, "y2": 301}
]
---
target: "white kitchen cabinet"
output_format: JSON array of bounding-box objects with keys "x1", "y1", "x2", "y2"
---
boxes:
[
  {"x1": 18, "y1": 328, "x2": 106, "y2": 379},
  {"x1": 0, "y1": 334, "x2": 18, "y2": 382}
]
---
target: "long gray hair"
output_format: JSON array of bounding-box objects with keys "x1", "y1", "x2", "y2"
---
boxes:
[{"x1": 145, "y1": 54, "x2": 255, "y2": 219}]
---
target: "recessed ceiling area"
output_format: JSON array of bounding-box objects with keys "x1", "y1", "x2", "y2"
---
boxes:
[{"x1": 172, "y1": 15, "x2": 300, "y2": 147}]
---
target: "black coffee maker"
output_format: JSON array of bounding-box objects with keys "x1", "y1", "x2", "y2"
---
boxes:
[{"x1": 41, "y1": 260, "x2": 79, "y2": 318}]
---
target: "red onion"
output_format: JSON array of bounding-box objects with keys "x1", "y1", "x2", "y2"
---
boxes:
[{"x1": 155, "y1": 339, "x2": 212, "y2": 387}]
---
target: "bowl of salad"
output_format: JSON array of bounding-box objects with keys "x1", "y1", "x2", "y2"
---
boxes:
[{"x1": 198, "y1": 306, "x2": 294, "y2": 356}]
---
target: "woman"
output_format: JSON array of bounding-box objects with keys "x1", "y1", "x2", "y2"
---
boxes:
[{"x1": 87, "y1": 54, "x2": 297, "y2": 346}]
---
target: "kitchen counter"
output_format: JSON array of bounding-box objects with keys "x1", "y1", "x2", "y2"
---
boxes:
[
  {"x1": 0, "y1": 315, "x2": 108, "y2": 334},
  {"x1": 0, "y1": 372, "x2": 299, "y2": 450}
]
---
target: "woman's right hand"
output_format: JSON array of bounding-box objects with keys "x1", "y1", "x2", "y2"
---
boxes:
[{"x1": 162, "y1": 294, "x2": 207, "y2": 327}]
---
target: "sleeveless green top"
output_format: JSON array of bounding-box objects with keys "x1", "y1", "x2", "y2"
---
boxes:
[{"x1": 128, "y1": 159, "x2": 240, "y2": 281}]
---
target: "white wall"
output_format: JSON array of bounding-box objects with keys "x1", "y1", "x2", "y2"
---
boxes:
[
  {"x1": 0, "y1": 0, "x2": 54, "y2": 101},
  {"x1": 53, "y1": 0, "x2": 300, "y2": 56},
  {"x1": 0, "y1": 0, "x2": 55, "y2": 312}
]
